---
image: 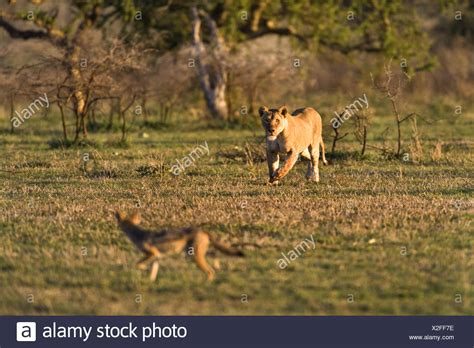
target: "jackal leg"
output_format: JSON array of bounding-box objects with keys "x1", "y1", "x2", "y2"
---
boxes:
[
  {"x1": 136, "y1": 245, "x2": 162, "y2": 270},
  {"x1": 136, "y1": 254, "x2": 156, "y2": 270},
  {"x1": 193, "y1": 232, "x2": 215, "y2": 281},
  {"x1": 149, "y1": 261, "x2": 160, "y2": 282}
]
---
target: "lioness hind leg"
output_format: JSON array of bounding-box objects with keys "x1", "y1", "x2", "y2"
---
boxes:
[
  {"x1": 301, "y1": 148, "x2": 311, "y2": 161},
  {"x1": 306, "y1": 147, "x2": 313, "y2": 178},
  {"x1": 308, "y1": 144, "x2": 320, "y2": 182}
]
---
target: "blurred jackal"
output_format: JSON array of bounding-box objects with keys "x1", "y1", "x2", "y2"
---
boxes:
[{"x1": 114, "y1": 211, "x2": 244, "y2": 281}]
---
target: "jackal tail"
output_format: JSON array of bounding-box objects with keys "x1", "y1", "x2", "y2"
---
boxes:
[{"x1": 209, "y1": 236, "x2": 245, "y2": 257}]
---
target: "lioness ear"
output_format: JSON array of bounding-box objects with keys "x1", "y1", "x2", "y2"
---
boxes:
[
  {"x1": 278, "y1": 105, "x2": 288, "y2": 117},
  {"x1": 259, "y1": 106, "x2": 268, "y2": 117},
  {"x1": 130, "y1": 212, "x2": 141, "y2": 225}
]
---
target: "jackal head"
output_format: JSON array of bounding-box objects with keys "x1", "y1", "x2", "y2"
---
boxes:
[{"x1": 114, "y1": 211, "x2": 142, "y2": 225}]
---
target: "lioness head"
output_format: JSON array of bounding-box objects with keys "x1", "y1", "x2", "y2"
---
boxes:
[{"x1": 259, "y1": 105, "x2": 288, "y2": 140}]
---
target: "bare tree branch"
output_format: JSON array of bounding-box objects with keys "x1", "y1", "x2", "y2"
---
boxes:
[{"x1": 0, "y1": 17, "x2": 48, "y2": 40}]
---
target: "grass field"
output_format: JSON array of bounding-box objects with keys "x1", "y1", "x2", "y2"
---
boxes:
[{"x1": 0, "y1": 104, "x2": 472, "y2": 315}]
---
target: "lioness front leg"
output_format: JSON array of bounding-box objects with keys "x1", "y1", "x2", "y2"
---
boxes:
[
  {"x1": 271, "y1": 150, "x2": 298, "y2": 183},
  {"x1": 266, "y1": 149, "x2": 279, "y2": 182}
]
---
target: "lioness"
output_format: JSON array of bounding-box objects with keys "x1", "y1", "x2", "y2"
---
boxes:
[{"x1": 259, "y1": 105, "x2": 328, "y2": 184}]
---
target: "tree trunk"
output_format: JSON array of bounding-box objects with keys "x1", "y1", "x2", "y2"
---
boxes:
[
  {"x1": 119, "y1": 98, "x2": 128, "y2": 143},
  {"x1": 9, "y1": 93, "x2": 15, "y2": 133},
  {"x1": 142, "y1": 96, "x2": 148, "y2": 123},
  {"x1": 118, "y1": 95, "x2": 135, "y2": 142},
  {"x1": 226, "y1": 71, "x2": 233, "y2": 120},
  {"x1": 58, "y1": 102, "x2": 68, "y2": 142},
  {"x1": 247, "y1": 84, "x2": 258, "y2": 115},
  {"x1": 361, "y1": 126, "x2": 367, "y2": 155},
  {"x1": 191, "y1": 7, "x2": 229, "y2": 120},
  {"x1": 120, "y1": 109, "x2": 126, "y2": 142},
  {"x1": 332, "y1": 126, "x2": 339, "y2": 153},
  {"x1": 391, "y1": 99, "x2": 402, "y2": 156},
  {"x1": 89, "y1": 105, "x2": 97, "y2": 128},
  {"x1": 164, "y1": 105, "x2": 170, "y2": 123},
  {"x1": 107, "y1": 99, "x2": 117, "y2": 130},
  {"x1": 74, "y1": 100, "x2": 80, "y2": 142},
  {"x1": 81, "y1": 112, "x2": 88, "y2": 138},
  {"x1": 66, "y1": 33, "x2": 88, "y2": 142}
]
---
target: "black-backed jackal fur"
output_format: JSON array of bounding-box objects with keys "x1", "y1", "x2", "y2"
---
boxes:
[{"x1": 115, "y1": 211, "x2": 244, "y2": 281}]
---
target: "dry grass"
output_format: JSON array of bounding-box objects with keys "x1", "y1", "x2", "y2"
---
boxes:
[{"x1": 0, "y1": 109, "x2": 472, "y2": 315}]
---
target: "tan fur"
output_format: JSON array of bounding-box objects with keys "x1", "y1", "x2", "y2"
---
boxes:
[
  {"x1": 259, "y1": 105, "x2": 328, "y2": 184},
  {"x1": 114, "y1": 211, "x2": 244, "y2": 281}
]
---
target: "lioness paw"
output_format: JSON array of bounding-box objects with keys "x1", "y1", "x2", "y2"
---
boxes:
[
  {"x1": 266, "y1": 179, "x2": 279, "y2": 186},
  {"x1": 269, "y1": 172, "x2": 281, "y2": 184},
  {"x1": 306, "y1": 175, "x2": 319, "y2": 182}
]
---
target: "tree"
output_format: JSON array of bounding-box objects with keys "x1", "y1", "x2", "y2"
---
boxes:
[
  {"x1": 133, "y1": 0, "x2": 435, "y2": 119},
  {"x1": 2, "y1": 1, "x2": 438, "y2": 122},
  {"x1": 191, "y1": 6, "x2": 229, "y2": 120},
  {"x1": 0, "y1": 0, "x2": 138, "y2": 141}
]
